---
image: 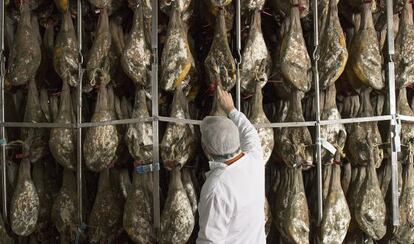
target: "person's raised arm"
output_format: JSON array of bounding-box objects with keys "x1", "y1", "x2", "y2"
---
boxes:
[{"x1": 217, "y1": 87, "x2": 261, "y2": 155}]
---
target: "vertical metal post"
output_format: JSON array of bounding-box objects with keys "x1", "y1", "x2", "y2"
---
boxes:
[
  {"x1": 312, "y1": 0, "x2": 323, "y2": 224},
  {"x1": 385, "y1": 0, "x2": 400, "y2": 226},
  {"x1": 0, "y1": 0, "x2": 7, "y2": 222},
  {"x1": 76, "y1": 0, "x2": 84, "y2": 226},
  {"x1": 235, "y1": 0, "x2": 241, "y2": 110},
  {"x1": 151, "y1": 0, "x2": 160, "y2": 235}
]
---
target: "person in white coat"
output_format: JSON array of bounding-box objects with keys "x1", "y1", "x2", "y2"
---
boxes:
[{"x1": 197, "y1": 86, "x2": 266, "y2": 244}]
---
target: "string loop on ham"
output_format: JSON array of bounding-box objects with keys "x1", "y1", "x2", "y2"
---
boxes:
[{"x1": 89, "y1": 67, "x2": 110, "y2": 87}]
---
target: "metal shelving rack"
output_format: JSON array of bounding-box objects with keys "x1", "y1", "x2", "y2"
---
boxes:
[
  {"x1": 312, "y1": 0, "x2": 324, "y2": 223},
  {"x1": 0, "y1": 0, "x2": 7, "y2": 224},
  {"x1": 0, "y1": 0, "x2": 405, "y2": 241},
  {"x1": 151, "y1": 0, "x2": 161, "y2": 235},
  {"x1": 76, "y1": 0, "x2": 84, "y2": 229}
]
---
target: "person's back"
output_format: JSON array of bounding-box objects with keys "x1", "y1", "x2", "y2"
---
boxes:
[{"x1": 197, "y1": 87, "x2": 266, "y2": 244}]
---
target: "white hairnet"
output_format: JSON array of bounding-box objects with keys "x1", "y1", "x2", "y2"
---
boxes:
[{"x1": 200, "y1": 116, "x2": 240, "y2": 161}]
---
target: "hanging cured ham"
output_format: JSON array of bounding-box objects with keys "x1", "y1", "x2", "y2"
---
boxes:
[
  {"x1": 318, "y1": 0, "x2": 348, "y2": 89},
  {"x1": 138, "y1": 0, "x2": 153, "y2": 46},
  {"x1": 306, "y1": 86, "x2": 350, "y2": 244},
  {"x1": 204, "y1": 9, "x2": 236, "y2": 91},
  {"x1": 123, "y1": 172, "x2": 154, "y2": 243},
  {"x1": 393, "y1": 154, "x2": 414, "y2": 243},
  {"x1": 181, "y1": 167, "x2": 198, "y2": 215},
  {"x1": 161, "y1": 86, "x2": 197, "y2": 170},
  {"x1": 52, "y1": 169, "x2": 81, "y2": 242},
  {"x1": 320, "y1": 165, "x2": 351, "y2": 243},
  {"x1": 49, "y1": 81, "x2": 76, "y2": 170},
  {"x1": 345, "y1": 89, "x2": 383, "y2": 168},
  {"x1": 160, "y1": 168, "x2": 195, "y2": 244},
  {"x1": 121, "y1": 4, "x2": 151, "y2": 88},
  {"x1": 397, "y1": 88, "x2": 414, "y2": 164},
  {"x1": 10, "y1": 158, "x2": 39, "y2": 236},
  {"x1": 395, "y1": 0, "x2": 414, "y2": 88},
  {"x1": 1, "y1": 0, "x2": 413, "y2": 243},
  {"x1": 272, "y1": 86, "x2": 312, "y2": 243},
  {"x1": 391, "y1": 88, "x2": 414, "y2": 243},
  {"x1": 8, "y1": 1, "x2": 41, "y2": 86},
  {"x1": 126, "y1": 88, "x2": 153, "y2": 164},
  {"x1": 344, "y1": 88, "x2": 386, "y2": 241},
  {"x1": 320, "y1": 86, "x2": 347, "y2": 164},
  {"x1": 273, "y1": 166, "x2": 310, "y2": 244},
  {"x1": 248, "y1": 84, "x2": 274, "y2": 164},
  {"x1": 160, "y1": 4, "x2": 196, "y2": 93},
  {"x1": 53, "y1": 10, "x2": 79, "y2": 87},
  {"x1": 276, "y1": 90, "x2": 313, "y2": 169},
  {"x1": 280, "y1": 6, "x2": 311, "y2": 92},
  {"x1": 240, "y1": 11, "x2": 272, "y2": 95},
  {"x1": 348, "y1": 3, "x2": 383, "y2": 90},
  {"x1": 84, "y1": 83, "x2": 119, "y2": 172},
  {"x1": 88, "y1": 168, "x2": 122, "y2": 243},
  {"x1": 22, "y1": 79, "x2": 49, "y2": 164},
  {"x1": 87, "y1": 8, "x2": 112, "y2": 87},
  {"x1": 354, "y1": 147, "x2": 386, "y2": 240}
]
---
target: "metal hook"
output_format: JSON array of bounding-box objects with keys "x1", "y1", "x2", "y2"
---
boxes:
[
  {"x1": 312, "y1": 46, "x2": 320, "y2": 62},
  {"x1": 0, "y1": 51, "x2": 5, "y2": 79},
  {"x1": 78, "y1": 51, "x2": 84, "y2": 66},
  {"x1": 236, "y1": 49, "x2": 242, "y2": 65}
]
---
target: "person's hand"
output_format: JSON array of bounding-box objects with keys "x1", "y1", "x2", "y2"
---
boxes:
[{"x1": 217, "y1": 86, "x2": 235, "y2": 115}]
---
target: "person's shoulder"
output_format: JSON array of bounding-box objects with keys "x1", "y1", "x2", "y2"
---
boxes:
[
  {"x1": 202, "y1": 170, "x2": 224, "y2": 191},
  {"x1": 245, "y1": 150, "x2": 265, "y2": 164},
  {"x1": 200, "y1": 171, "x2": 228, "y2": 200}
]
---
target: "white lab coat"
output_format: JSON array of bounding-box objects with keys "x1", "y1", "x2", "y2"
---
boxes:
[{"x1": 197, "y1": 109, "x2": 266, "y2": 244}]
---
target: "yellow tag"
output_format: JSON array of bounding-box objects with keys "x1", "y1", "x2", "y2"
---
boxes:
[{"x1": 174, "y1": 61, "x2": 192, "y2": 88}]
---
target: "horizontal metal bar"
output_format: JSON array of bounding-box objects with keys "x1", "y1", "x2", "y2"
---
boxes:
[
  {"x1": 2, "y1": 122, "x2": 74, "y2": 128},
  {"x1": 254, "y1": 121, "x2": 317, "y2": 128},
  {"x1": 399, "y1": 115, "x2": 414, "y2": 122},
  {"x1": 0, "y1": 115, "x2": 396, "y2": 129},
  {"x1": 157, "y1": 116, "x2": 202, "y2": 125},
  {"x1": 1, "y1": 117, "x2": 154, "y2": 128},
  {"x1": 159, "y1": 117, "x2": 317, "y2": 128},
  {"x1": 319, "y1": 115, "x2": 392, "y2": 125},
  {"x1": 159, "y1": 115, "x2": 393, "y2": 128},
  {"x1": 79, "y1": 117, "x2": 154, "y2": 128}
]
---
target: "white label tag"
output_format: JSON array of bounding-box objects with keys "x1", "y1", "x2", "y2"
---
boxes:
[{"x1": 320, "y1": 138, "x2": 337, "y2": 155}]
